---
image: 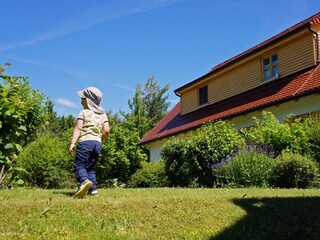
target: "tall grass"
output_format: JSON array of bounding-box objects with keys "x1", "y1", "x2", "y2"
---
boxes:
[{"x1": 0, "y1": 188, "x2": 320, "y2": 239}]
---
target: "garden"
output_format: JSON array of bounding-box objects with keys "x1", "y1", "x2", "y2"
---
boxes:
[{"x1": 1, "y1": 63, "x2": 320, "y2": 239}]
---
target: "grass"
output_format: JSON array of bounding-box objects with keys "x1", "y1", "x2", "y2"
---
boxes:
[{"x1": 0, "y1": 188, "x2": 320, "y2": 239}]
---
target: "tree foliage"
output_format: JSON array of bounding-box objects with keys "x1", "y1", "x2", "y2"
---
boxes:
[
  {"x1": 143, "y1": 75, "x2": 170, "y2": 128},
  {"x1": 0, "y1": 64, "x2": 50, "y2": 186},
  {"x1": 122, "y1": 76, "x2": 170, "y2": 139}
]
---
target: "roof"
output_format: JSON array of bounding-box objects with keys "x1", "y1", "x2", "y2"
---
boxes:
[
  {"x1": 174, "y1": 12, "x2": 320, "y2": 94},
  {"x1": 139, "y1": 12, "x2": 320, "y2": 145},
  {"x1": 139, "y1": 65, "x2": 320, "y2": 145}
]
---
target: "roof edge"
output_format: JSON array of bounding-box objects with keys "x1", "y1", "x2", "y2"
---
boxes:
[{"x1": 174, "y1": 12, "x2": 320, "y2": 94}]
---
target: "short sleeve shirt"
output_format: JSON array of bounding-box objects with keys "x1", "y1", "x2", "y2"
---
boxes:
[{"x1": 77, "y1": 109, "x2": 108, "y2": 143}]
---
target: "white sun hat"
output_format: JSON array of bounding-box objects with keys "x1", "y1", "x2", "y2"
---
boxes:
[{"x1": 77, "y1": 87, "x2": 104, "y2": 113}]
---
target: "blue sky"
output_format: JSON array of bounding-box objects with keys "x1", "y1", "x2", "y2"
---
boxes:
[{"x1": 1, "y1": 0, "x2": 320, "y2": 116}]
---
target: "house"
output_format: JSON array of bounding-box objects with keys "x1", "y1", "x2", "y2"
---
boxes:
[{"x1": 139, "y1": 12, "x2": 320, "y2": 162}]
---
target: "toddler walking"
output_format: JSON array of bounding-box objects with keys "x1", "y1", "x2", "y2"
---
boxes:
[{"x1": 69, "y1": 87, "x2": 109, "y2": 198}]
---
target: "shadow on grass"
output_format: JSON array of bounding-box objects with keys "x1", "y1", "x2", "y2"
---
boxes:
[
  {"x1": 52, "y1": 190, "x2": 75, "y2": 197},
  {"x1": 211, "y1": 196, "x2": 320, "y2": 240}
]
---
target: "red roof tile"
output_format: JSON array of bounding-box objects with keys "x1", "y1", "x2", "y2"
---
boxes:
[{"x1": 139, "y1": 65, "x2": 320, "y2": 145}]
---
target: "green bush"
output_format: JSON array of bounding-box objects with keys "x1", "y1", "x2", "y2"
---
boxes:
[
  {"x1": 127, "y1": 161, "x2": 168, "y2": 188},
  {"x1": 0, "y1": 64, "x2": 50, "y2": 188},
  {"x1": 162, "y1": 120, "x2": 244, "y2": 187},
  {"x1": 16, "y1": 135, "x2": 75, "y2": 188},
  {"x1": 98, "y1": 124, "x2": 148, "y2": 186},
  {"x1": 214, "y1": 147, "x2": 275, "y2": 187},
  {"x1": 271, "y1": 151, "x2": 319, "y2": 188},
  {"x1": 162, "y1": 137, "x2": 196, "y2": 187},
  {"x1": 307, "y1": 120, "x2": 320, "y2": 163},
  {"x1": 243, "y1": 111, "x2": 312, "y2": 156},
  {"x1": 192, "y1": 121, "x2": 244, "y2": 186}
]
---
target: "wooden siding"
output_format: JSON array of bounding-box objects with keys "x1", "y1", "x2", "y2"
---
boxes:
[
  {"x1": 180, "y1": 29, "x2": 317, "y2": 115},
  {"x1": 207, "y1": 59, "x2": 260, "y2": 105},
  {"x1": 180, "y1": 88, "x2": 198, "y2": 115},
  {"x1": 279, "y1": 33, "x2": 315, "y2": 77}
]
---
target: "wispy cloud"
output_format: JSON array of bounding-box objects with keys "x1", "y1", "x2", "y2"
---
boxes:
[
  {"x1": 111, "y1": 84, "x2": 136, "y2": 92},
  {"x1": 56, "y1": 98, "x2": 79, "y2": 108},
  {"x1": 1, "y1": 53, "x2": 136, "y2": 92},
  {"x1": 0, "y1": 0, "x2": 187, "y2": 52}
]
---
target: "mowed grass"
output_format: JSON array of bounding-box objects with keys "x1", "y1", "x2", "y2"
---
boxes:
[{"x1": 1, "y1": 188, "x2": 320, "y2": 240}]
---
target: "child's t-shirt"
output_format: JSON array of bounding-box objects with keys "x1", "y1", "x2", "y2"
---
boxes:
[{"x1": 77, "y1": 109, "x2": 108, "y2": 143}]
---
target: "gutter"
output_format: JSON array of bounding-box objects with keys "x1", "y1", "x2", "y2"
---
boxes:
[{"x1": 308, "y1": 22, "x2": 320, "y2": 64}]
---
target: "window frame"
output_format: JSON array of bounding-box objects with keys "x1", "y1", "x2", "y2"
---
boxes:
[
  {"x1": 262, "y1": 53, "x2": 279, "y2": 82},
  {"x1": 198, "y1": 85, "x2": 208, "y2": 106}
]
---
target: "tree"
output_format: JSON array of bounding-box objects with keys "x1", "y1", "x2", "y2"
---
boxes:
[
  {"x1": 122, "y1": 76, "x2": 170, "y2": 139},
  {"x1": 0, "y1": 63, "x2": 50, "y2": 186},
  {"x1": 143, "y1": 75, "x2": 170, "y2": 128},
  {"x1": 123, "y1": 84, "x2": 150, "y2": 138},
  {"x1": 39, "y1": 100, "x2": 76, "y2": 137}
]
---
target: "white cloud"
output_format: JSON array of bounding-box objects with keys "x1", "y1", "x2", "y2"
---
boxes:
[{"x1": 56, "y1": 98, "x2": 79, "y2": 108}]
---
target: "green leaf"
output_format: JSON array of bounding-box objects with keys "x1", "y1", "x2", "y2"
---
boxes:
[
  {"x1": 15, "y1": 179, "x2": 25, "y2": 186},
  {"x1": 4, "y1": 143, "x2": 13, "y2": 149},
  {"x1": 5, "y1": 109, "x2": 14, "y2": 116},
  {"x1": 19, "y1": 125, "x2": 27, "y2": 132},
  {"x1": 16, "y1": 144, "x2": 23, "y2": 152}
]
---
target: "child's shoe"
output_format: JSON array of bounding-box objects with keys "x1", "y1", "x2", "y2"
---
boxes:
[
  {"x1": 88, "y1": 189, "x2": 99, "y2": 196},
  {"x1": 74, "y1": 180, "x2": 93, "y2": 199}
]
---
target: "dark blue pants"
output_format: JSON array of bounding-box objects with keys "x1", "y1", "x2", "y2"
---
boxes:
[{"x1": 74, "y1": 140, "x2": 102, "y2": 191}]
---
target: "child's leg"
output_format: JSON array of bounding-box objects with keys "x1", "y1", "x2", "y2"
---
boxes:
[
  {"x1": 87, "y1": 169, "x2": 97, "y2": 191},
  {"x1": 74, "y1": 141, "x2": 92, "y2": 183},
  {"x1": 86, "y1": 141, "x2": 102, "y2": 191}
]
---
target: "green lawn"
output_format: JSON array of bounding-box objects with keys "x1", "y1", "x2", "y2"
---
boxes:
[{"x1": 1, "y1": 188, "x2": 320, "y2": 239}]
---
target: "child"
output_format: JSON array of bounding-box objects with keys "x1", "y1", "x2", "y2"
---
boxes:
[{"x1": 69, "y1": 87, "x2": 109, "y2": 198}]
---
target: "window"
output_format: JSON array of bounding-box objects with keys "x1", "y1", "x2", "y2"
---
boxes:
[
  {"x1": 199, "y1": 85, "x2": 208, "y2": 106},
  {"x1": 263, "y1": 54, "x2": 278, "y2": 81}
]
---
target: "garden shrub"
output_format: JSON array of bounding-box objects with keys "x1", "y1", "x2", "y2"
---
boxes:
[
  {"x1": 243, "y1": 112, "x2": 315, "y2": 157},
  {"x1": 162, "y1": 120, "x2": 244, "y2": 187},
  {"x1": 271, "y1": 151, "x2": 319, "y2": 188},
  {"x1": 162, "y1": 137, "x2": 197, "y2": 187},
  {"x1": 97, "y1": 124, "x2": 148, "y2": 186},
  {"x1": 16, "y1": 135, "x2": 75, "y2": 188},
  {"x1": 127, "y1": 161, "x2": 168, "y2": 188},
  {"x1": 213, "y1": 146, "x2": 275, "y2": 187},
  {"x1": 307, "y1": 119, "x2": 320, "y2": 163},
  {"x1": 190, "y1": 121, "x2": 244, "y2": 187}
]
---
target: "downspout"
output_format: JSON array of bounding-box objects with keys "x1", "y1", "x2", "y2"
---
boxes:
[
  {"x1": 309, "y1": 23, "x2": 320, "y2": 64},
  {"x1": 292, "y1": 23, "x2": 320, "y2": 97}
]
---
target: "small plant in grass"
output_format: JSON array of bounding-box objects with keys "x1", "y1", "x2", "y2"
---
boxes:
[
  {"x1": 127, "y1": 161, "x2": 168, "y2": 188},
  {"x1": 213, "y1": 144, "x2": 275, "y2": 188},
  {"x1": 270, "y1": 150, "x2": 319, "y2": 189}
]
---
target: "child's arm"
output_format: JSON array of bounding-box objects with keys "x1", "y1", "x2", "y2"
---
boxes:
[
  {"x1": 68, "y1": 119, "x2": 83, "y2": 155},
  {"x1": 101, "y1": 121, "x2": 110, "y2": 141}
]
